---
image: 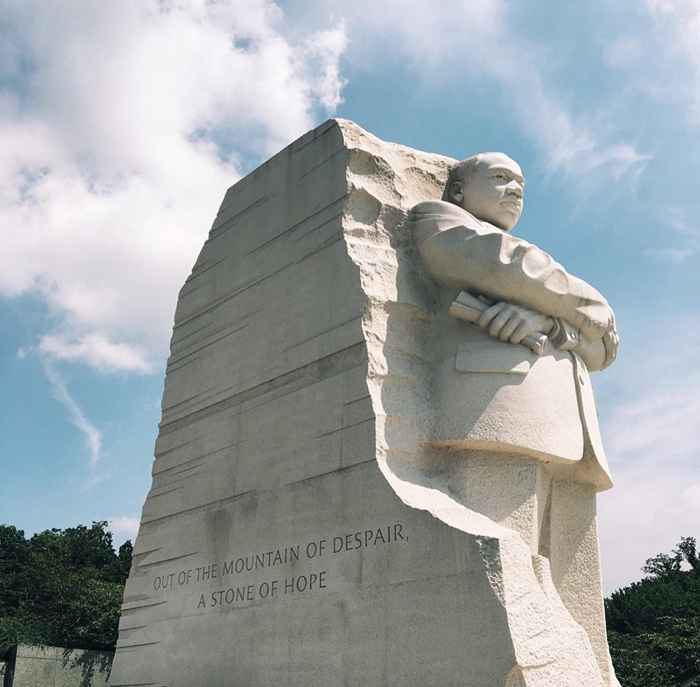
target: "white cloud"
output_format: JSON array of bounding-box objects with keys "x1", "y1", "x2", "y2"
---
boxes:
[
  {"x1": 316, "y1": 0, "x2": 650, "y2": 182},
  {"x1": 109, "y1": 515, "x2": 140, "y2": 545},
  {"x1": 599, "y1": 468, "x2": 700, "y2": 593},
  {"x1": 41, "y1": 358, "x2": 103, "y2": 468},
  {"x1": 39, "y1": 333, "x2": 151, "y2": 373},
  {"x1": 605, "y1": 378, "x2": 700, "y2": 465},
  {"x1": 0, "y1": 1, "x2": 346, "y2": 373},
  {"x1": 644, "y1": 246, "x2": 696, "y2": 264},
  {"x1": 641, "y1": 0, "x2": 700, "y2": 123},
  {"x1": 301, "y1": 23, "x2": 348, "y2": 111},
  {"x1": 644, "y1": 209, "x2": 699, "y2": 263},
  {"x1": 596, "y1": 315, "x2": 700, "y2": 591},
  {"x1": 667, "y1": 208, "x2": 700, "y2": 238}
]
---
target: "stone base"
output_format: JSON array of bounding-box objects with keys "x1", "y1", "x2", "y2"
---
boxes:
[{"x1": 112, "y1": 456, "x2": 612, "y2": 687}]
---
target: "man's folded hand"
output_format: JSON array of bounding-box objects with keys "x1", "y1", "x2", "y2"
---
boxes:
[{"x1": 477, "y1": 301, "x2": 554, "y2": 344}]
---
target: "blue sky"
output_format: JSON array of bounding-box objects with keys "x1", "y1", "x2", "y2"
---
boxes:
[{"x1": 0, "y1": 0, "x2": 698, "y2": 593}]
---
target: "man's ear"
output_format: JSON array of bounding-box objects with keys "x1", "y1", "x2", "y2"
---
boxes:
[{"x1": 449, "y1": 180, "x2": 464, "y2": 205}]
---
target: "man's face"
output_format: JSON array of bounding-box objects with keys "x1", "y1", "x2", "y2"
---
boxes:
[{"x1": 459, "y1": 154, "x2": 524, "y2": 231}]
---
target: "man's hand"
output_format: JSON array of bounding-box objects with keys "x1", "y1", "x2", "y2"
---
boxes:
[
  {"x1": 478, "y1": 302, "x2": 554, "y2": 344},
  {"x1": 602, "y1": 327, "x2": 619, "y2": 369}
]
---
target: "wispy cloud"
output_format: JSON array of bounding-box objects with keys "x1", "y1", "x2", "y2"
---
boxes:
[
  {"x1": 39, "y1": 333, "x2": 151, "y2": 374},
  {"x1": 599, "y1": 466, "x2": 700, "y2": 593},
  {"x1": 644, "y1": 209, "x2": 700, "y2": 263},
  {"x1": 40, "y1": 358, "x2": 102, "y2": 468},
  {"x1": 645, "y1": 0, "x2": 700, "y2": 124},
  {"x1": 603, "y1": 1, "x2": 700, "y2": 127},
  {"x1": 109, "y1": 515, "x2": 140, "y2": 544},
  {"x1": 644, "y1": 247, "x2": 696, "y2": 264},
  {"x1": 605, "y1": 376, "x2": 700, "y2": 464},
  {"x1": 596, "y1": 315, "x2": 700, "y2": 591},
  {"x1": 324, "y1": 0, "x2": 651, "y2": 184},
  {"x1": 0, "y1": 1, "x2": 347, "y2": 374},
  {"x1": 301, "y1": 22, "x2": 348, "y2": 111}
]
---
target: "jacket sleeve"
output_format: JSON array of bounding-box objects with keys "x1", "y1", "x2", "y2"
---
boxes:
[{"x1": 413, "y1": 206, "x2": 615, "y2": 340}]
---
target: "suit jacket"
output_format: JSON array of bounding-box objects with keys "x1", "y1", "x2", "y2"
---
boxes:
[{"x1": 409, "y1": 200, "x2": 613, "y2": 491}]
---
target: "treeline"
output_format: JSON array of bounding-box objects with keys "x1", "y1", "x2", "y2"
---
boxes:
[
  {"x1": 607, "y1": 536, "x2": 700, "y2": 686},
  {"x1": 0, "y1": 521, "x2": 132, "y2": 650}
]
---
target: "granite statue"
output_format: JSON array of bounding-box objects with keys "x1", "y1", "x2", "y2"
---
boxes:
[
  {"x1": 407, "y1": 151, "x2": 621, "y2": 685},
  {"x1": 409, "y1": 152, "x2": 618, "y2": 485},
  {"x1": 109, "y1": 121, "x2": 622, "y2": 687}
]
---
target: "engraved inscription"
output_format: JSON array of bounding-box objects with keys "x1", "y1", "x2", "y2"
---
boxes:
[{"x1": 150, "y1": 521, "x2": 407, "y2": 610}]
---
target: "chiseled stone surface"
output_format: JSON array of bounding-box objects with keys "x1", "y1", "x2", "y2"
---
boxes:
[
  {"x1": 5, "y1": 645, "x2": 112, "y2": 687},
  {"x1": 110, "y1": 120, "x2": 619, "y2": 687}
]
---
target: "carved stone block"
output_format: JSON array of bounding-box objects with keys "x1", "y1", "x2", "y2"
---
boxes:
[{"x1": 109, "y1": 120, "x2": 619, "y2": 687}]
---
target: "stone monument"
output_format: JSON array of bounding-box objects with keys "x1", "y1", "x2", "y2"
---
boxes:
[{"x1": 109, "y1": 120, "x2": 620, "y2": 687}]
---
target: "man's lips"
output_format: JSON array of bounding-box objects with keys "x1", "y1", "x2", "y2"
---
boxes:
[{"x1": 500, "y1": 199, "x2": 522, "y2": 211}]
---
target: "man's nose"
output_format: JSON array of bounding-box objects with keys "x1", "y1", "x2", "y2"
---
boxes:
[{"x1": 506, "y1": 181, "x2": 523, "y2": 198}]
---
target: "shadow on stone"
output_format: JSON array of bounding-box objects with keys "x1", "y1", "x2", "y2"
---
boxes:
[{"x1": 61, "y1": 648, "x2": 113, "y2": 687}]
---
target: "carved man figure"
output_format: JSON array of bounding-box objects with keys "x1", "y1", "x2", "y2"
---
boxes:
[{"x1": 409, "y1": 153, "x2": 620, "y2": 685}]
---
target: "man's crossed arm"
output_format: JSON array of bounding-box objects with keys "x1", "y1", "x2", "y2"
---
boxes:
[
  {"x1": 475, "y1": 298, "x2": 618, "y2": 371},
  {"x1": 411, "y1": 202, "x2": 619, "y2": 370},
  {"x1": 447, "y1": 291, "x2": 617, "y2": 371}
]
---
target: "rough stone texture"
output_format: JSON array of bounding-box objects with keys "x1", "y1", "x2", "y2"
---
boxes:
[
  {"x1": 2, "y1": 645, "x2": 112, "y2": 687},
  {"x1": 110, "y1": 120, "x2": 618, "y2": 687}
]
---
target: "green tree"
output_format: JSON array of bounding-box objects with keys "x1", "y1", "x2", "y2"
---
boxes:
[
  {"x1": 607, "y1": 536, "x2": 700, "y2": 687},
  {"x1": 0, "y1": 521, "x2": 132, "y2": 650}
]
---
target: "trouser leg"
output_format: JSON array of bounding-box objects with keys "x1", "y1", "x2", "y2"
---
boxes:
[
  {"x1": 443, "y1": 452, "x2": 607, "y2": 685},
  {"x1": 445, "y1": 452, "x2": 549, "y2": 554},
  {"x1": 445, "y1": 453, "x2": 619, "y2": 685},
  {"x1": 547, "y1": 479, "x2": 617, "y2": 686}
]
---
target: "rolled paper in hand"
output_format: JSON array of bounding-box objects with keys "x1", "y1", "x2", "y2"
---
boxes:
[{"x1": 448, "y1": 291, "x2": 548, "y2": 356}]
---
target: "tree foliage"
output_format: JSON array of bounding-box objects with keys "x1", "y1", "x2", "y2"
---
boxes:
[
  {"x1": 0, "y1": 522, "x2": 132, "y2": 650},
  {"x1": 607, "y1": 536, "x2": 700, "y2": 687}
]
